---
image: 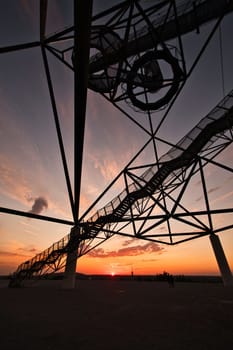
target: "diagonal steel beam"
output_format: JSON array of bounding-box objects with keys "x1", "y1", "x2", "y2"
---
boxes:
[
  {"x1": 0, "y1": 41, "x2": 40, "y2": 54},
  {"x1": 0, "y1": 207, "x2": 74, "y2": 226},
  {"x1": 41, "y1": 46, "x2": 75, "y2": 220}
]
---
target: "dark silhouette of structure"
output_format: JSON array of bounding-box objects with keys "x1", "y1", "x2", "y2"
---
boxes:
[{"x1": 0, "y1": 0, "x2": 232, "y2": 287}]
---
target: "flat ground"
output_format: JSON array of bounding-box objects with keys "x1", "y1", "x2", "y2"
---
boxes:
[{"x1": 0, "y1": 280, "x2": 233, "y2": 350}]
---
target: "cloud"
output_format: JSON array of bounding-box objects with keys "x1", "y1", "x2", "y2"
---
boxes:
[
  {"x1": 0, "y1": 243, "x2": 40, "y2": 275},
  {"x1": 85, "y1": 92, "x2": 145, "y2": 184},
  {"x1": 194, "y1": 180, "x2": 202, "y2": 187},
  {"x1": 17, "y1": 247, "x2": 37, "y2": 253},
  {"x1": 0, "y1": 155, "x2": 32, "y2": 205},
  {"x1": 141, "y1": 258, "x2": 160, "y2": 263},
  {"x1": 211, "y1": 190, "x2": 233, "y2": 205},
  {"x1": 45, "y1": 0, "x2": 70, "y2": 35},
  {"x1": 195, "y1": 186, "x2": 220, "y2": 202},
  {"x1": 195, "y1": 196, "x2": 202, "y2": 202},
  {"x1": 87, "y1": 241, "x2": 164, "y2": 258},
  {"x1": 20, "y1": 0, "x2": 37, "y2": 21},
  {"x1": 28, "y1": 196, "x2": 48, "y2": 215},
  {"x1": 0, "y1": 241, "x2": 39, "y2": 257},
  {"x1": 0, "y1": 250, "x2": 27, "y2": 258},
  {"x1": 87, "y1": 150, "x2": 126, "y2": 186},
  {"x1": 226, "y1": 175, "x2": 233, "y2": 183},
  {"x1": 0, "y1": 154, "x2": 73, "y2": 219},
  {"x1": 0, "y1": 246, "x2": 38, "y2": 259},
  {"x1": 121, "y1": 238, "x2": 140, "y2": 246},
  {"x1": 208, "y1": 186, "x2": 220, "y2": 194},
  {"x1": 196, "y1": 187, "x2": 233, "y2": 204},
  {"x1": 93, "y1": 157, "x2": 121, "y2": 183}
]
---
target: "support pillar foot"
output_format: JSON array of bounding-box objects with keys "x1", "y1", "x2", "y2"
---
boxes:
[{"x1": 209, "y1": 234, "x2": 233, "y2": 287}]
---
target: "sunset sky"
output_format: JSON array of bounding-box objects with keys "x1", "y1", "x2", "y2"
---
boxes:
[{"x1": 0, "y1": 0, "x2": 233, "y2": 276}]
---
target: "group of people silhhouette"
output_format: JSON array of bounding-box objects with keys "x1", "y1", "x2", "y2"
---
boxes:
[{"x1": 163, "y1": 271, "x2": 175, "y2": 287}]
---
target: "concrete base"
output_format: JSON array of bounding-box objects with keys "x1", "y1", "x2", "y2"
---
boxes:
[
  {"x1": 62, "y1": 250, "x2": 78, "y2": 289},
  {"x1": 210, "y1": 234, "x2": 233, "y2": 287}
]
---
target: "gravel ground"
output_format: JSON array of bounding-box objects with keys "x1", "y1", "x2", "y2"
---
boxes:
[{"x1": 0, "y1": 280, "x2": 233, "y2": 350}]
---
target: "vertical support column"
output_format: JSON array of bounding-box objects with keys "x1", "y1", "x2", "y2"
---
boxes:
[
  {"x1": 209, "y1": 234, "x2": 233, "y2": 287},
  {"x1": 63, "y1": 0, "x2": 92, "y2": 289},
  {"x1": 63, "y1": 227, "x2": 79, "y2": 289},
  {"x1": 63, "y1": 250, "x2": 78, "y2": 289}
]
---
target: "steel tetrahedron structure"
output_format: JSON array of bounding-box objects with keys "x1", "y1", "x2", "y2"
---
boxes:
[{"x1": 0, "y1": 0, "x2": 232, "y2": 287}]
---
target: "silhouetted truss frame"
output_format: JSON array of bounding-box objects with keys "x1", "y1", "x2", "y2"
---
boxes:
[{"x1": 0, "y1": 0, "x2": 233, "y2": 282}]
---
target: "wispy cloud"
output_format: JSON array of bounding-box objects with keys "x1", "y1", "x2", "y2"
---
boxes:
[
  {"x1": 46, "y1": 0, "x2": 70, "y2": 34},
  {"x1": 0, "y1": 243, "x2": 40, "y2": 275},
  {"x1": 141, "y1": 258, "x2": 160, "y2": 263},
  {"x1": 85, "y1": 92, "x2": 145, "y2": 185},
  {"x1": 0, "y1": 246, "x2": 38, "y2": 258},
  {"x1": 18, "y1": 220, "x2": 40, "y2": 236},
  {"x1": 0, "y1": 154, "x2": 32, "y2": 206},
  {"x1": 195, "y1": 186, "x2": 220, "y2": 202},
  {"x1": 211, "y1": 190, "x2": 233, "y2": 205},
  {"x1": 0, "y1": 155, "x2": 47, "y2": 212},
  {"x1": 17, "y1": 246, "x2": 37, "y2": 254},
  {"x1": 208, "y1": 186, "x2": 220, "y2": 194},
  {"x1": 121, "y1": 238, "x2": 140, "y2": 246},
  {"x1": 20, "y1": 0, "x2": 37, "y2": 22},
  {"x1": 0, "y1": 154, "x2": 74, "y2": 219},
  {"x1": 87, "y1": 241, "x2": 164, "y2": 258},
  {"x1": 196, "y1": 188, "x2": 233, "y2": 205},
  {"x1": 225, "y1": 175, "x2": 233, "y2": 184},
  {"x1": 89, "y1": 155, "x2": 122, "y2": 183},
  {"x1": 0, "y1": 250, "x2": 27, "y2": 258},
  {"x1": 195, "y1": 196, "x2": 202, "y2": 203}
]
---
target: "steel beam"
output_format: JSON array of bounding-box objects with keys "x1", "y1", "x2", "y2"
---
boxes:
[
  {"x1": 73, "y1": 0, "x2": 93, "y2": 222},
  {"x1": 210, "y1": 234, "x2": 233, "y2": 287},
  {"x1": 40, "y1": 0, "x2": 48, "y2": 41},
  {"x1": 0, "y1": 41, "x2": 40, "y2": 54},
  {"x1": 0, "y1": 207, "x2": 74, "y2": 226},
  {"x1": 41, "y1": 46, "x2": 75, "y2": 220},
  {"x1": 89, "y1": 0, "x2": 233, "y2": 74}
]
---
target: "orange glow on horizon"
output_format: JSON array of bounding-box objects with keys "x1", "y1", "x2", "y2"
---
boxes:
[
  {"x1": 76, "y1": 251, "x2": 231, "y2": 276},
  {"x1": 1, "y1": 224, "x2": 232, "y2": 277}
]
